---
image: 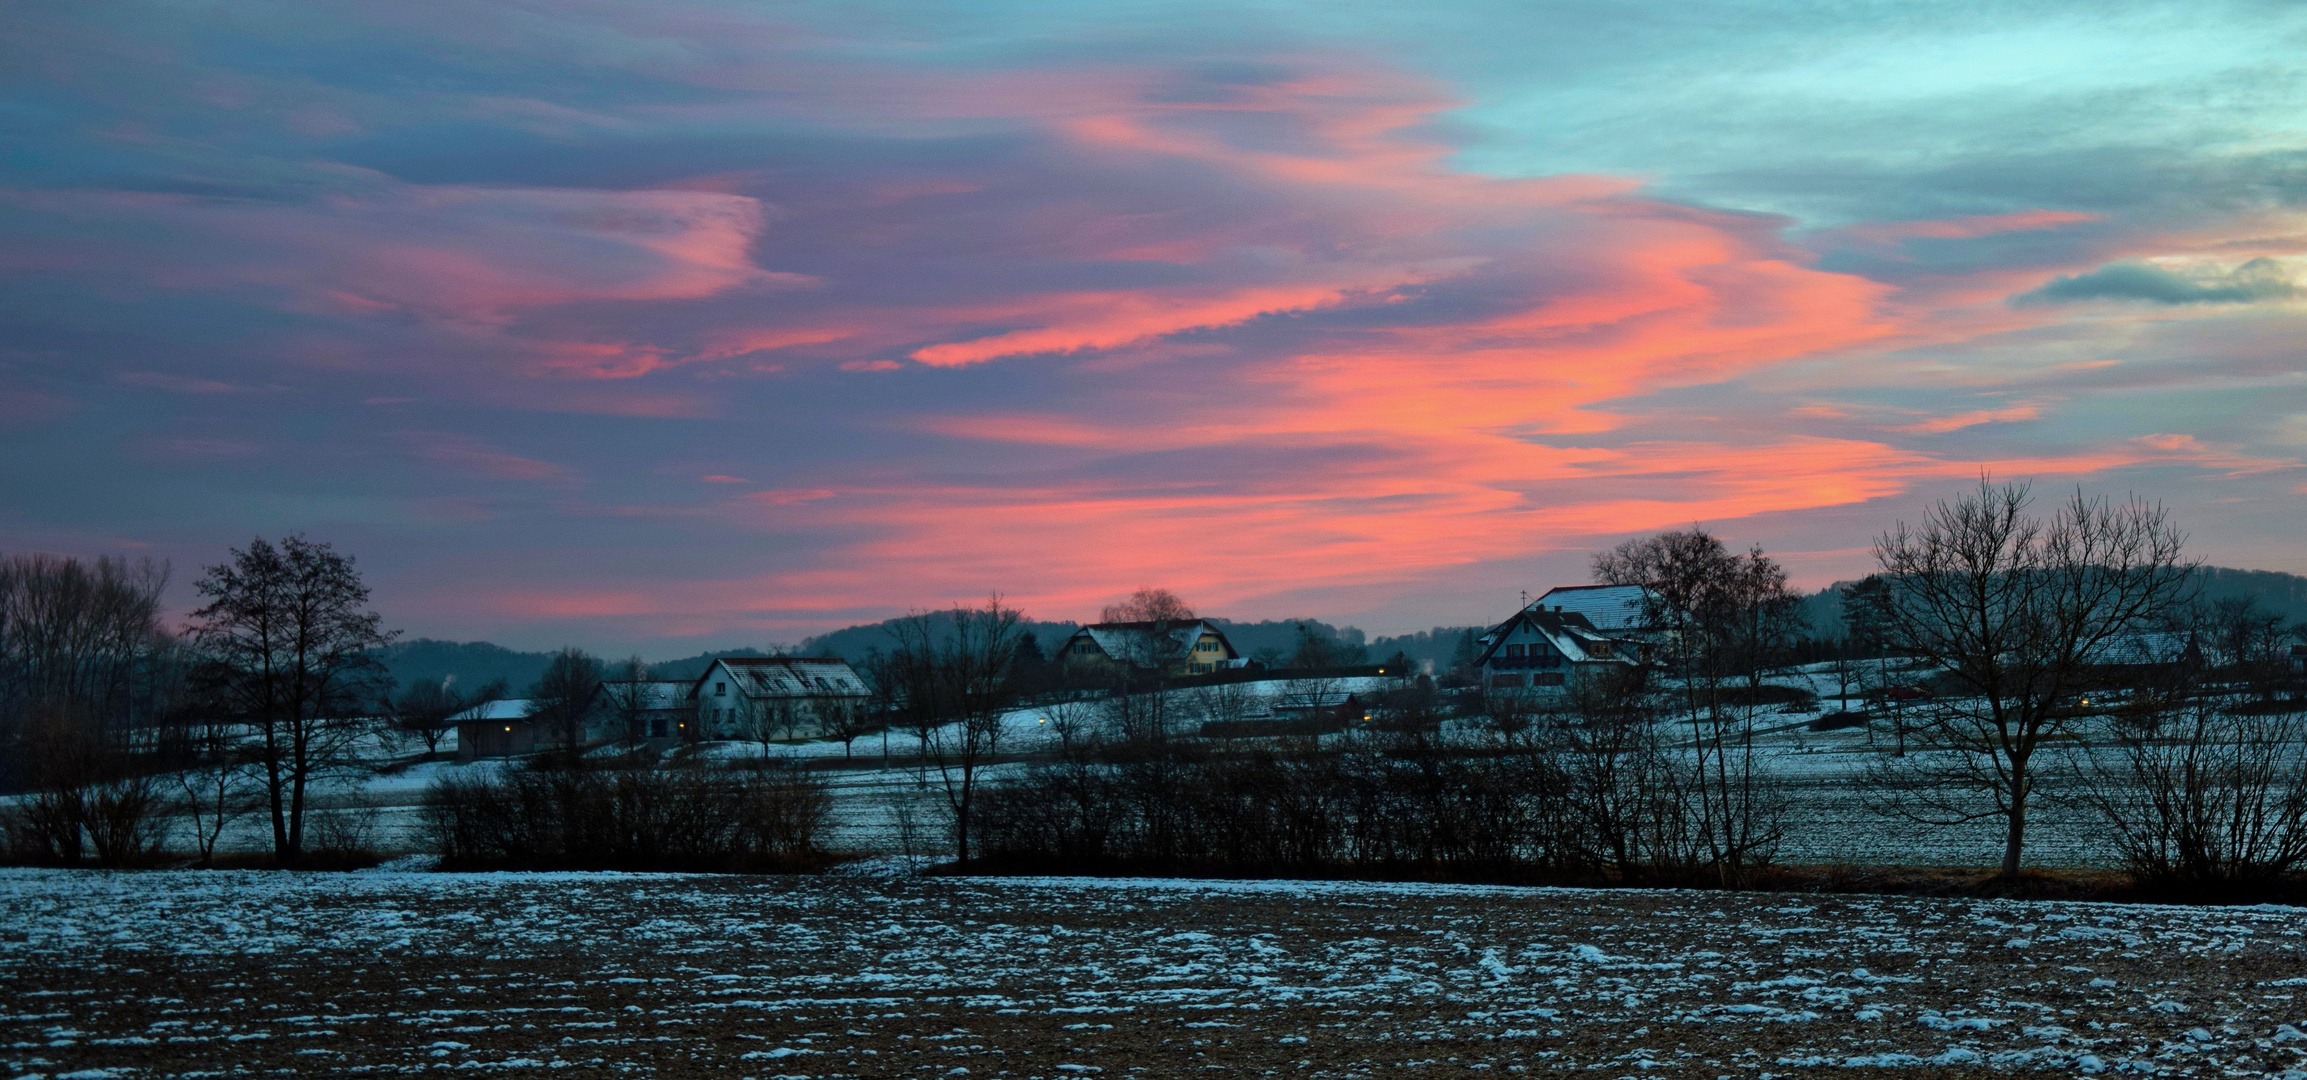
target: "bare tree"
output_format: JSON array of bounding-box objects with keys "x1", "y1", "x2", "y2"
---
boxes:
[
  {"x1": 1593, "y1": 528, "x2": 1794, "y2": 884},
  {"x1": 1102, "y1": 587, "x2": 1195, "y2": 623},
  {"x1": 2200, "y1": 596, "x2": 2295, "y2": 702},
  {"x1": 739, "y1": 696, "x2": 801, "y2": 763},
  {"x1": 526, "y1": 647, "x2": 603, "y2": 763},
  {"x1": 2076, "y1": 696, "x2": 2307, "y2": 890},
  {"x1": 0, "y1": 553, "x2": 182, "y2": 864},
  {"x1": 391, "y1": 676, "x2": 491, "y2": 757},
  {"x1": 822, "y1": 698, "x2": 875, "y2": 760},
  {"x1": 190, "y1": 535, "x2": 396, "y2": 863},
  {"x1": 0, "y1": 553, "x2": 177, "y2": 746},
  {"x1": 1095, "y1": 588, "x2": 1200, "y2": 745},
  {"x1": 886, "y1": 596, "x2": 1026, "y2": 865},
  {"x1": 169, "y1": 708, "x2": 260, "y2": 866},
  {"x1": 1867, "y1": 478, "x2": 2195, "y2": 881},
  {"x1": 596, "y1": 657, "x2": 653, "y2": 750}
]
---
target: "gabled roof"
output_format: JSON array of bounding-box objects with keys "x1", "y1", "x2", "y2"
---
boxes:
[
  {"x1": 1066, "y1": 620, "x2": 1235, "y2": 662},
  {"x1": 1475, "y1": 607, "x2": 1631, "y2": 667},
  {"x1": 592, "y1": 679, "x2": 692, "y2": 711},
  {"x1": 697, "y1": 656, "x2": 870, "y2": 700},
  {"x1": 1531, "y1": 584, "x2": 1655, "y2": 633},
  {"x1": 448, "y1": 698, "x2": 535, "y2": 722}
]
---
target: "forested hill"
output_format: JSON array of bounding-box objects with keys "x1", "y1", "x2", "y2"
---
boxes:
[
  {"x1": 1797, "y1": 565, "x2": 2307, "y2": 637},
  {"x1": 373, "y1": 639, "x2": 553, "y2": 698}
]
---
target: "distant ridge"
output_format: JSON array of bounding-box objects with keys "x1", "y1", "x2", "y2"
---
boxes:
[
  {"x1": 1798, "y1": 565, "x2": 2307, "y2": 636},
  {"x1": 373, "y1": 567, "x2": 2306, "y2": 692}
]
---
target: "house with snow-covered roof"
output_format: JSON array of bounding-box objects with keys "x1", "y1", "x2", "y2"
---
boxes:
[
  {"x1": 1060, "y1": 620, "x2": 1244, "y2": 677},
  {"x1": 1474, "y1": 607, "x2": 1638, "y2": 696},
  {"x1": 693, "y1": 656, "x2": 872, "y2": 742},
  {"x1": 1528, "y1": 584, "x2": 1657, "y2": 634},
  {"x1": 589, "y1": 678, "x2": 696, "y2": 743}
]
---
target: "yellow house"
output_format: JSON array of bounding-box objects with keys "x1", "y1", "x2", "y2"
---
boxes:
[{"x1": 1060, "y1": 620, "x2": 1242, "y2": 676}]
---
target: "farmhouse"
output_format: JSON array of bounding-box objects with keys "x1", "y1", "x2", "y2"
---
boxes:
[
  {"x1": 1060, "y1": 620, "x2": 1244, "y2": 677},
  {"x1": 694, "y1": 656, "x2": 871, "y2": 741},
  {"x1": 1474, "y1": 606, "x2": 1637, "y2": 694},
  {"x1": 590, "y1": 678, "x2": 696, "y2": 742}
]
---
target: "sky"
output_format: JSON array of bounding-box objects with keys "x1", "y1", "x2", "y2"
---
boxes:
[{"x1": 2, "y1": 0, "x2": 2303, "y2": 655}]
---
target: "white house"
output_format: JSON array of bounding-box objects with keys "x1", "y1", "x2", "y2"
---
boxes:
[{"x1": 693, "y1": 657, "x2": 872, "y2": 741}]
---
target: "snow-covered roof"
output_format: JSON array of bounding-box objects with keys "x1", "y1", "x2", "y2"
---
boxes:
[
  {"x1": 448, "y1": 698, "x2": 534, "y2": 722},
  {"x1": 1070, "y1": 620, "x2": 1235, "y2": 663},
  {"x1": 1476, "y1": 608, "x2": 1632, "y2": 667},
  {"x1": 1531, "y1": 584, "x2": 1654, "y2": 633},
  {"x1": 703, "y1": 657, "x2": 870, "y2": 699},
  {"x1": 593, "y1": 679, "x2": 691, "y2": 710}
]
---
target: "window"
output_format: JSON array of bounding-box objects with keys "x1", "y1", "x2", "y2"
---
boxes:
[
  {"x1": 715, "y1": 682, "x2": 726, "y2": 697},
  {"x1": 1533, "y1": 672, "x2": 1566, "y2": 687},
  {"x1": 1489, "y1": 673, "x2": 1525, "y2": 689},
  {"x1": 1505, "y1": 643, "x2": 1525, "y2": 658}
]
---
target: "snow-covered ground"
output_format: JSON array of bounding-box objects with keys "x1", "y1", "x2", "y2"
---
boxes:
[{"x1": 4, "y1": 868, "x2": 2303, "y2": 1077}]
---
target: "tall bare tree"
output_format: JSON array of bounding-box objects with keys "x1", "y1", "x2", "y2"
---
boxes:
[
  {"x1": 596, "y1": 657, "x2": 654, "y2": 750},
  {"x1": 885, "y1": 596, "x2": 1026, "y2": 865},
  {"x1": 190, "y1": 535, "x2": 396, "y2": 862},
  {"x1": 1593, "y1": 527, "x2": 1797, "y2": 885},
  {"x1": 1868, "y1": 478, "x2": 2194, "y2": 881},
  {"x1": 526, "y1": 647, "x2": 603, "y2": 762}
]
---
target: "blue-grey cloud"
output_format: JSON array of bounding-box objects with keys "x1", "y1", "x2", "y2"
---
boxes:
[{"x1": 2014, "y1": 257, "x2": 2298, "y2": 306}]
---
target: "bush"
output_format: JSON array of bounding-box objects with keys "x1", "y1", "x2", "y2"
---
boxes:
[
  {"x1": 1808, "y1": 711, "x2": 1870, "y2": 732},
  {"x1": 423, "y1": 761, "x2": 830, "y2": 872},
  {"x1": 973, "y1": 723, "x2": 1760, "y2": 887}
]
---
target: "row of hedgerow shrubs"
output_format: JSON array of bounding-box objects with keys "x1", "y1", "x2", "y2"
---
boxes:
[
  {"x1": 969, "y1": 731, "x2": 1775, "y2": 888},
  {"x1": 423, "y1": 762, "x2": 830, "y2": 872}
]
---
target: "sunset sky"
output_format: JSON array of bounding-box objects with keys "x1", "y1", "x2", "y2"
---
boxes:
[{"x1": 3, "y1": 1, "x2": 2303, "y2": 654}]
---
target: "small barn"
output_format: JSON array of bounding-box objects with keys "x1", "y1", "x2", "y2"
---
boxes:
[{"x1": 451, "y1": 698, "x2": 539, "y2": 759}]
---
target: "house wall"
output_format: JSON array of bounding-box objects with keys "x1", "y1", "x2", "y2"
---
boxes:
[
  {"x1": 456, "y1": 718, "x2": 538, "y2": 759},
  {"x1": 1185, "y1": 631, "x2": 1231, "y2": 674}
]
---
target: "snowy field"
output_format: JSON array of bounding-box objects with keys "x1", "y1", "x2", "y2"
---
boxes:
[
  {"x1": 112, "y1": 667, "x2": 2173, "y2": 870},
  {"x1": 6, "y1": 869, "x2": 2307, "y2": 1078}
]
